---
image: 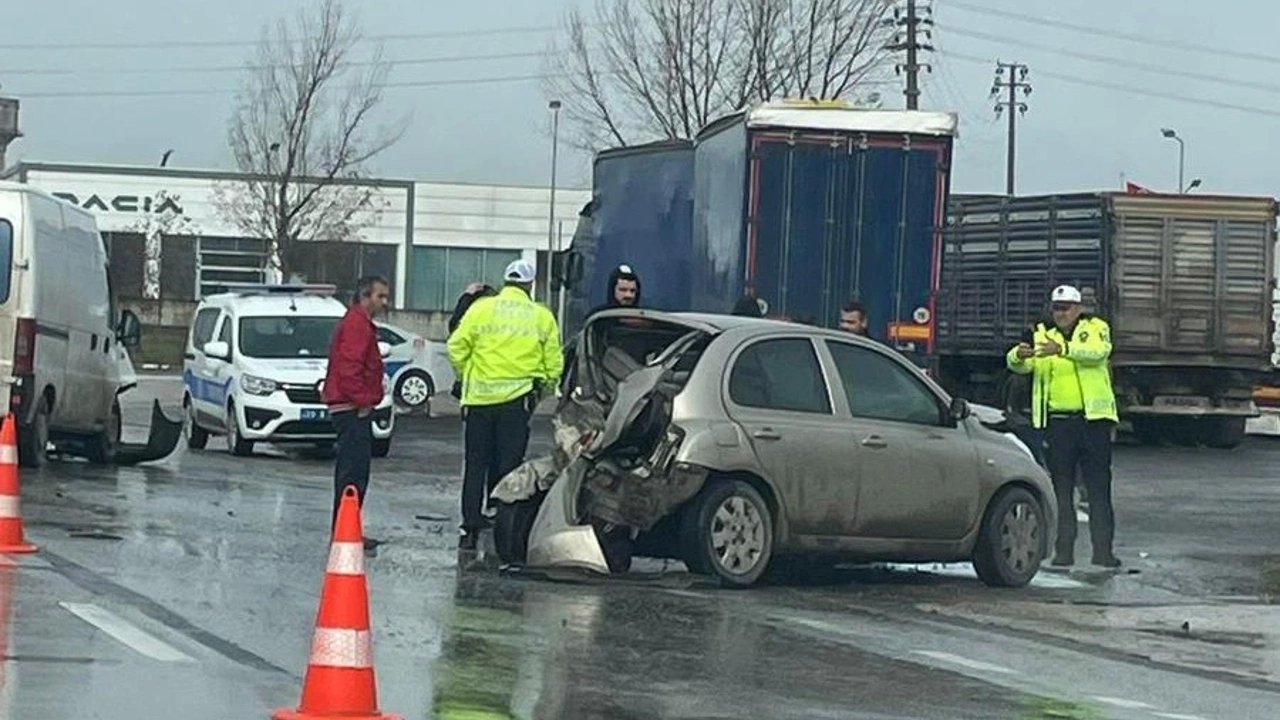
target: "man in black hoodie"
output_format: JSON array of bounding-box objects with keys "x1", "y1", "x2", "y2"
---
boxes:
[{"x1": 589, "y1": 264, "x2": 642, "y2": 317}]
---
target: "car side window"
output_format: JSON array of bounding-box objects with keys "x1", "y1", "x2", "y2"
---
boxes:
[
  {"x1": 192, "y1": 308, "x2": 221, "y2": 347},
  {"x1": 217, "y1": 316, "x2": 231, "y2": 345},
  {"x1": 826, "y1": 341, "x2": 943, "y2": 426},
  {"x1": 377, "y1": 327, "x2": 406, "y2": 346},
  {"x1": 729, "y1": 338, "x2": 832, "y2": 414}
]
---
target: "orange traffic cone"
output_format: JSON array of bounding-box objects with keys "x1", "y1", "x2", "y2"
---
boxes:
[
  {"x1": 0, "y1": 416, "x2": 35, "y2": 554},
  {"x1": 273, "y1": 486, "x2": 400, "y2": 720}
]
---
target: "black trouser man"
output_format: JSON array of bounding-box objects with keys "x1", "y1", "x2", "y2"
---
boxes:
[
  {"x1": 460, "y1": 395, "x2": 533, "y2": 540},
  {"x1": 1045, "y1": 413, "x2": 1116, "y2": 566},
  {"x1": 331, "y1": 409, "x2": 373, "y2": 530}
]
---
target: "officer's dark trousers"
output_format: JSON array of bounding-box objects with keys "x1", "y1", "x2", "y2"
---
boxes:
[
  {"x1": 1045, "y1": 414, "x2": 1115, "y2": 559},
  {"x1": 332, "y1": 409, "x2": 373, "y2": 532},
  {"x1": 461, "y1": 396, "x2": 532, "y2": 533}
]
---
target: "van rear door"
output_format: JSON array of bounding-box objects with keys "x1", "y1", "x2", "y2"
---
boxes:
[{"x1": 0, "y1": 193, "x2": 21, "y2": 413}]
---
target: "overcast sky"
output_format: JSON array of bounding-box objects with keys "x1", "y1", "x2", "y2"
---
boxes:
[{"x1": 1, "y1": 0, "x2": 1272, "y2": 197}]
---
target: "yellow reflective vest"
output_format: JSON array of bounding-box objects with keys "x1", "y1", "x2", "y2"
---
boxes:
[
  {"x1": 448, "y1": 286, "x2": 564, "y2": 407},
  {"x1": 1006, "y1": 315, "x2": 1118, "y2": 429}
]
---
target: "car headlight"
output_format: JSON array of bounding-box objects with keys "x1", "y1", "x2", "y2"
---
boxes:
[{"x1": 240, "y1": 374, "x2": 278, "y2": 396}]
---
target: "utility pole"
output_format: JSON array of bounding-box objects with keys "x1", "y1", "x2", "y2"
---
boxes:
[
  {"x1": 991, "y1": 61, "x2": 1031, "y2": 195},
  {"x1": 888, "y1": 0, "x2": 933, "y2": 110}
]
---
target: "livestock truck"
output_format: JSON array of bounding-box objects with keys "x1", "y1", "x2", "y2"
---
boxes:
[
  {"x1": 559, "y1": 101, "x2": 958, "y2": 367},
  {"x1": 936, "y1": 192, "x2": 1277, "y2": 449}
]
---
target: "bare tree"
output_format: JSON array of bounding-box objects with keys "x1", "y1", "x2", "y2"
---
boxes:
[
  {"x1": 216, "y1": 0, "x2": 402, "y2": 281},
  {"x1": 547, "y1": 0, "x2": 895, "y2": 149}
]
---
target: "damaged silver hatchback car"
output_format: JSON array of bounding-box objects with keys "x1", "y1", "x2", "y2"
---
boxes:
[{"x1": 492, "y1": 309, "x2": 1056, "y2": 588}]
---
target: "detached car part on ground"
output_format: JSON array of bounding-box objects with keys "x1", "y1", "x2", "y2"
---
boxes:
[{"x1": 492, "y1": 310, "x2": 1057, "y2": 588}]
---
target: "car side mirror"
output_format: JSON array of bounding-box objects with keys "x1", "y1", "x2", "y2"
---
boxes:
[
  {"x1": 116, "y1": 309, "x2": 142, "y2": 348},
  {"x1": 950, "y1": 397, "x2": 972, "y2": 423},
  {"x1": 378, "y1": 341, "x2": 392, "y2": 359},
  {"x1": 203, "y1": 341, "x2": 231, "y2": 361}
]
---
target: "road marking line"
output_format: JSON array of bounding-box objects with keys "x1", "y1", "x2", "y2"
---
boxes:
[
  {"x1": 59, "y1": 602, "x2": 195, "y2": 663},
  {"x1": 1152, "y1": 714, "x2": 1208, "y2": 720},
  {"x1": 1091, "y1": 696, "x2": 1154, "y2": 709},
  {"x1": 910, "y1": 650, "x2": 1020, "y2": 675}
]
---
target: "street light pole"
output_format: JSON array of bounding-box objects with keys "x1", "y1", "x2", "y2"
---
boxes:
[
  {"x1": 546, "y1": 100, "x2": 562, "y2": 304},
  {"x1": 1161, "y1": 128, "x2": 1185, "y2": 193}
]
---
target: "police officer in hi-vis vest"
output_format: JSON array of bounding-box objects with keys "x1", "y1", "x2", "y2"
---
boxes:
[{"x1": 1007, "y1": 285, "x2": 1121, "y2": 569}]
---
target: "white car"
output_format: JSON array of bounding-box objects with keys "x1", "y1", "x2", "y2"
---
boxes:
[
  {"x1": 182, "y1": 285, "x2": 395, "y2": 457},
  {"x1": 377, "y1": 322, "x2": 454, "y2": 415}
]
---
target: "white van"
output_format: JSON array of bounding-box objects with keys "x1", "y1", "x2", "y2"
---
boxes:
[
  {"x1": 182, "y1": 285, "x2": 395, "y2": 457},
  {"x1": 0, "y1": 182, "x2": 142, "y2": 467}
]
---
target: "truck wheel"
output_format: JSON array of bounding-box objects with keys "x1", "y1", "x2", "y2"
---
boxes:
[
  {"x1": 1160, "y1": 418, "x2": 1199, "y2": 447},
  {"x1": 86, "y1": 400, "x2": 121, "y2": 465},
  {"x1": 972, "y1": 486, "x2": 1046, "y2": 588},
  {"x1": 1204, "y1": 417, "x2": 1246, "y2": 449},
  {"x1": 18, "y1": 399, "x2": 51, "y2": 469},
  {"x1": 1130, "y1": 417, "x2": 1163, "y2": 446}
]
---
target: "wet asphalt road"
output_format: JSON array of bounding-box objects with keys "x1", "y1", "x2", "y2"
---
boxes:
[{"x1": 5, "y1": 376, "x2": 1280, "y2": 719}]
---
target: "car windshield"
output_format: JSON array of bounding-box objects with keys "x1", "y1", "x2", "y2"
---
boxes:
[{"x1": 238, "y1": 316, "x2": 339, "y2": 359}]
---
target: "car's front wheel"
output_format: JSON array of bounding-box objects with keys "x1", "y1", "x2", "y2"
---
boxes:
[
  {"x1": 972, "y1": 486, "x2": 1046, "y2": 588},
  {"x1": 687, "y1": 480, "x2": 774, "y2": 588},
  {"x1": 225, "y1": 402, "x2": 254, "y2": 457},
  {"x1": 184, "y1": 397, "x2": 209, "y2": 450},
  {"x1": 372, "y1": 438, "x2": 391, "y2": 458},
  {"x1": 86, "y1": 399, "x2": 121, "y2": 465}
]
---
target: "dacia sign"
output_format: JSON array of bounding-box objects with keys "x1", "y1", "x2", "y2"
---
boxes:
[{"x1": 52, "y1": 192, "x2": 184, "y2": 215}]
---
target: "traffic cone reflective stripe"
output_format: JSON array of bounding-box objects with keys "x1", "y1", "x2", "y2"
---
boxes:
[
  {"x1": 272, "y1": 485, "x2": 399, "y2": 720},
  {"x1": 0, "y1": 416, "x2": 35, "y2": 555}
]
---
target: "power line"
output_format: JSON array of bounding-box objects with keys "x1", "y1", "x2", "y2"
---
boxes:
[
  {"x1": 0, "y1": 25, "x2": 560, "y2": 52},
  {"x1": 946, "y1": 25, "x2": 1280, "y2": 95},
  {"x1": 0, "y1": 50, "x2": 550, "y2": 78},
  {"x1": 16, "y1": 73, "x2": 554, "y2": 99},
  {"x1": 940, "y1": 49, "x2": 1280, "y2": 120},
  {"x1": 947, "y1": 0, "x2": 1280, "y2": 66}
]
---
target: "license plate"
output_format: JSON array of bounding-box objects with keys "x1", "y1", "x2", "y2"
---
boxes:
[{"x1": 301, "y1": 408, "x2": 329, "y2": 421}]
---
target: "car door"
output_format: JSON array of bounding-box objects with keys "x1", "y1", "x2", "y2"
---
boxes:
[
  {"x1": 823, "y1": 340, "x2": 981, "y2": 540},
  {"x1": 206, "y1": 314, "x2": 236, "y2": 416},
  {"x1": 186, "y1": 307, "x2": 223, "y2": 425},
  {"x1": 723, "y1": 336, "x2": 861, "y2": 537}
]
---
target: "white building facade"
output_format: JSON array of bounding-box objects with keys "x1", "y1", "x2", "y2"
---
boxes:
[{"x1": 3, "y1": 162, "x2": 589, "y2": 316}]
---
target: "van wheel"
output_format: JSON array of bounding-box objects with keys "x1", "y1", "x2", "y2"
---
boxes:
[
  {"x1": 972, "y1": 486, "x2": 1046, "y2": 588},
  {"x1": 184, "y1": 398, "x2": 209, "y2": 450},
  {"x1": 18, "y1": 400, "x2": 50, "y2": 469},
  {"x1": 687, "y1": 480, "x2": 774, "y2": 588},
  {"x1": 87, "y1": 400, "x2": 121, "y2": 465},
  {"x1": 372, "y1": 438, "x2": 391, "y2": 458},
  {"x1": 225, "y1": 402, "x2": 254, "y2": 457}
]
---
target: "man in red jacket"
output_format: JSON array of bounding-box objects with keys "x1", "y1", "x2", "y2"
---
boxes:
[{"x1": 323, "y1": 276, "x2": 390, "y2": 535}]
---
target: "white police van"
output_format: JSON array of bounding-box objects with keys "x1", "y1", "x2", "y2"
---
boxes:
[{"x1": 181, "y1": 285, "x2": 395, "y2": 457}]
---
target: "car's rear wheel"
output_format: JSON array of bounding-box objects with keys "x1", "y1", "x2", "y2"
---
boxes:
[
  {"x1": 972, "y1": 486, "x2": 1046, "y2": 588},
  {"x1": 393, "y1": 369, "x2": 433, "y2": 412},
  {"x1": 687, "y1": 480, "x2": 774, "y2": 588},
  {"x1": 225, "y1": 402, "x2": 254, "y2": 457},
  {"x1": 86, "y1": 399, "x2": 121, "y2": 465},
  {"x1": 184, "y1": 397, "x2": 209, "y2": 450}
]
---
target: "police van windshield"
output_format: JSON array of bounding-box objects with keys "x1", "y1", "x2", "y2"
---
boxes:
[{"x1": 238, "y1": 316, "x2": 339, "y2": 359}]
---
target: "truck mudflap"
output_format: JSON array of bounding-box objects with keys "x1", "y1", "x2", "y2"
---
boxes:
[{"x1": 114, "y1": 400, "x2": 183, "y2": 465}]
